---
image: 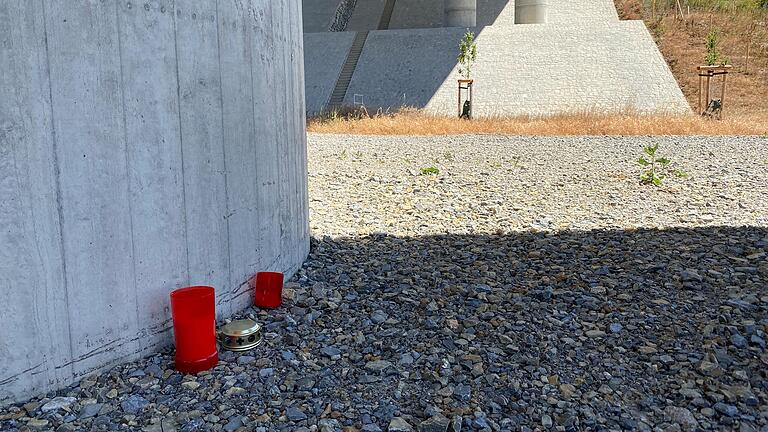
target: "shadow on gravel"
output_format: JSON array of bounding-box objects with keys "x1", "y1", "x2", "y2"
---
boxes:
[
  {"x1": 300, "y1": 225, "x2": 767, "y2": 429},
  {"x1": 4, "y1": 227, "x2": 764, "y2": 432}
]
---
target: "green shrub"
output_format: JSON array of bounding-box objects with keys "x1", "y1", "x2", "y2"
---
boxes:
[
  {"x1": 688, "y1": 0, "x2": 767, "y2": 10},
  {"x1": 420, "y1": 166, "x2": 440, "y2": 175},
  {"x1": 705, "y1": 29, "x2": 721, "y2": 65},
  {"x1": 457, "y1": 31, "x2": 478, "y2": 80}
]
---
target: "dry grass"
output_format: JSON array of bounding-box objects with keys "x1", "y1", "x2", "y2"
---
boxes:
[
  {"x1": 614, "y1": 0, "x2": 768, "y2": 120},
  {"x1": 307, "y1": 109, "x2": 768, "y2": 136}
]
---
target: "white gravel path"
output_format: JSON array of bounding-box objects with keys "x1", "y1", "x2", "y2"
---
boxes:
[{"x1": 308, "y1": 134, "x2": 768, "y2": 237}]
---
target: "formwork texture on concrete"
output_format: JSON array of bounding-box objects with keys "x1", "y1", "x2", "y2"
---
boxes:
[
  {"x1": 304, "y1": 31, "x2": 357, "y2": 113},
  {"x1": 339, "y1": 21, "x2": 689, "y2": 116},
  {"x1": 1, "y1": 0, "x2": 309, "y2": 406}
]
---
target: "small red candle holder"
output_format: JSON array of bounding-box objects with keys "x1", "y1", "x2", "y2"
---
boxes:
[
  {"x1": 170, "y1": 286, "x2": 219, "y2": 373},
  {"x1": 253, "y1": 272, "x2": 283, "y2": 309}
]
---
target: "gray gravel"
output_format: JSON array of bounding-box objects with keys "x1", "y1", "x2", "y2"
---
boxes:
[
  {"x1": 308, "y1": 134, "x2": 768, "y2": 236},
  {"x1": 1, "y1": 134, "x2": 767, "y2": 432}
]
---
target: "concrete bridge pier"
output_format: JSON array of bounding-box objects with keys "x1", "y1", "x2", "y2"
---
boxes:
[
  {"x1": 515, "y1": 0, "x2": 549, "y2": 24},
  {"x1": 444, "y1": 0, "x2": 477, "y2": 27}
]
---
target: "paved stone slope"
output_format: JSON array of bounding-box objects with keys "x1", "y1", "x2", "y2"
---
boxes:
[
  {"x1": 546, "y1": 0, "x2": 619, "y2": 24},
  {"x1": 341, "y1": 21, "x2": 689, "y2": 116},
  {"x1": 303, "y1": 0, "x2": 686, "y2": 116}
]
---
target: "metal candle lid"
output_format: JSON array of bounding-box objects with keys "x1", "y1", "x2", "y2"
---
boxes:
[{"x1": 217, "y1": 319, "x2": 263, "y2": 352}]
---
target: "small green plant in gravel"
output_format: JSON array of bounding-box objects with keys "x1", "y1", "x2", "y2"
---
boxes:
[
  {"x1": 443, "y1": 151, "x2": 455, "y2": 162},
  {"x1": 420, "y1": 166, "x2": 440, "y2": 175},
  {"x1": 353, "y1": 151, "x2": 363, "y2": 159},
  {"x1": 638, "y1": 143, "x2": 680, "y2": 186},
  {"x1": 338, "y1": 149, "x2": 347, "y2": 160}
]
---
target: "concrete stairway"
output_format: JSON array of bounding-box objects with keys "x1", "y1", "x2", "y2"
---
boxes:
[
  {"x1": 326, "y1": 0, "x2": 398, "y2": 109},
  {"x1": 327, "y1": 31, "x2": 369, "y2": 108}
]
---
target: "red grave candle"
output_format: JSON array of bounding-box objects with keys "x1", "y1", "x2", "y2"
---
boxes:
[
  {"x1": 253, "y1": 272, "x2": 283, "y2": 309},
  {"x1": 169, "y1": 286, "x2": 219, "y2": 373}
]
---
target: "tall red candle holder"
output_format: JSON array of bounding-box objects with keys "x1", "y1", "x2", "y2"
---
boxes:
[{"x1": 170, "y1": 286, "x2": 219, "y2": 373}]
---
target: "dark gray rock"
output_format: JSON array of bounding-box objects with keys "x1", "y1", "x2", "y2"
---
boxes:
[
  {"x1": 120, "y1": 395, "x2": 149, "y2": 414},
  {"x1": 78, "y1": 403, "x2": 102, "y2": 419},
  {"x1": 237, "y1": 355, "x2": 256, "y2": 365},
  {"x1": 453, "y1": 384, "x2": 471, "y2": 402},
  {"x1": 223, "y1": 416, "x2": 243, "y2": 432},
  {"x1": 419, "y1": 414, "x2": 450, "y2": 432},
  {"x1": 388, "y1": 417, "x2": 414, "y2": 432},
  {"x1": 286, "y1": 406, "x2": 308, "y2": 422},
  {"x1": 321, "y1": 346, "x2": 342, "y2": 358},
  {"x1": 713, "y1": 402, "x2": 738, "y2": 417},
  {"x1": 664, "y1": 405, "x2": 699, "y2": 431}
]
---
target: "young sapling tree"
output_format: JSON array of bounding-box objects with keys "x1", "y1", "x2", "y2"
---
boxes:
[{"x1": 458, "y1": 31, "x2": 478, "y2": 80}]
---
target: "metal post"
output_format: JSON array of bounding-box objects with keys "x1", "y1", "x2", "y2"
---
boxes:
[
  {"x1": 457, "y1": 82, "x2": 461, "y2": 118},
  {"x1": 469, "y1": 82, "x2": 473, "y2": 119}
]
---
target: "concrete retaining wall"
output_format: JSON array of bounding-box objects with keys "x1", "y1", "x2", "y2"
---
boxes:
[
  {"x1": 304, "y1": 32, "x2": 357, "y2": 114},
  {"x1": 303, "y1": 0, "x2": 347, "y2": 33},
  {"x1": 0, "y1": 0, "x2": 309, "y2": 405}
]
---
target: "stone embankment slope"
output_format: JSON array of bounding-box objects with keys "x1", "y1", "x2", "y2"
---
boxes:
[{"x1": 303, "y1": 0, "x2": 689, "y2": 116}]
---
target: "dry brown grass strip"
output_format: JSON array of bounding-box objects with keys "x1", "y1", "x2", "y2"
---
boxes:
[{"x1": 307, "y1": 110, "x2": 768, "y2": 136}]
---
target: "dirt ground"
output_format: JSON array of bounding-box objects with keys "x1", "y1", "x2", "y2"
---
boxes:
[{"x1": 614, "y1": 0, "x2": 768, "y2": 121}]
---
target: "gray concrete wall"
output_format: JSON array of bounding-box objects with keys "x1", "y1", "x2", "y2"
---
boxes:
[
  {"x1": 341, "y1": 21, "x2": 689, "y2": 116},
  {"x1": 388, "y1": 0, "x2": 514, "y2": 29},
  {"x1": 303, "y1": 0, "x2": 341, "y2": 32},
  {"x1": 0, "y1": 0, "x2": 309, "y2": 406},
  {"x1": 304, "y1": 32, "x2": 357, "y2": 113},
  {"x1": 477, "y1": 0, "x2": 515, "y2": 26},
  {"x1": 346, "y1": 0, "x2": 388, "y2": 31}
]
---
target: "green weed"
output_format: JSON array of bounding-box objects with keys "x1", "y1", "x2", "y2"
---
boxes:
[{"x1": 638, "y1": 144, "x2": 674, "y2": 186}]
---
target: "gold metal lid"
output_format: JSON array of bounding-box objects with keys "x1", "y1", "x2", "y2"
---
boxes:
[
  {"x1": 219, "y1": 319, "x2": 261, "y2": 337},
  {"x1": 217, "y1": 319, "x2": 263, "y2": 352}
]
